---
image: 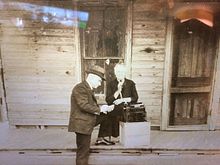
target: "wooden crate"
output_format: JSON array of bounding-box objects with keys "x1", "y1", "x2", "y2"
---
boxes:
[{"x1": 119, "y1": 121, "x2": 150, "y2": 148}]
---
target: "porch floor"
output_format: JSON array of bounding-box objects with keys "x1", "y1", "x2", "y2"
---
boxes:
[{"x1": 1, "y1": 122, "x2": 220, "y2": 154}]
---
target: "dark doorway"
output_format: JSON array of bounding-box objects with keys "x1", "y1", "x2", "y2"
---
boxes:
[{"x1": 169, "y1": 19, "x2": 217, "y2": 125}]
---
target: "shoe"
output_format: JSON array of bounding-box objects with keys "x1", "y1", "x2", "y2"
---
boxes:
[
  {"x1": 103, "y1": 138, "x2": 115, "y2": 145},
  {"x1": 95, "y1": 139, "x2": 115, "y2": 145}
]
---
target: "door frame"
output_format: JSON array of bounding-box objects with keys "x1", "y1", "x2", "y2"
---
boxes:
[
  {"x1": 0, "y1": 44, "x2": 8, "y2": 122},
  {"x1": 161, "y1": 17, "x2": 218, "y2": 131},
  {"x1": 210, "y1": 29, "x2": 220, "y2": 130}
]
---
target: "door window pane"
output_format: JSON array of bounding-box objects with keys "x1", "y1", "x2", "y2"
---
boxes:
[{"x1": 79, "y1": 5, "x2": 126, "y2": 102}]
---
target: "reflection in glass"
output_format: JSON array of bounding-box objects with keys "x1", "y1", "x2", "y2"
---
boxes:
[{"x1": 0, "y1": 1, "x2": 89, "y2": 28}]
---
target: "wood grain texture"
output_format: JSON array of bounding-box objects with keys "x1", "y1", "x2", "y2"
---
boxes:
[
  {"x1": 131, "y1": 0, "x2": 166, "y2": 126},
  {"x1": 0, "y1": 0, "x2": 77, "y2": 126}
]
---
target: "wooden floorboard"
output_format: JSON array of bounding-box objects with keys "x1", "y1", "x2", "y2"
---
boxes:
[{"x1": 1, "y1": 122, "x2": 220, "y2": 153}]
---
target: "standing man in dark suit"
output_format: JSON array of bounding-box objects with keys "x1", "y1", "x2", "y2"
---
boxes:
[{"x1": 68, "y1": 65, "x2": 114, "y2": 165}]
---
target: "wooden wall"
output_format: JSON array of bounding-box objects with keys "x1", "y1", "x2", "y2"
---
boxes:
[
  {"x1": 0, "y1": 0, "x2": 169, "y2": 127},
  {"x1": 0, "y1": 0, "x2": 78, "y2": 126},
  {"x1": 0, "y1": 0, "x2": 168, "y2": 127},
  {"x1": 132, "y1": 0, "x2": 167, "y2": 126}
]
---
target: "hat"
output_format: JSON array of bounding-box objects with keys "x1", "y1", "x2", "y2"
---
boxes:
[{"x1": 86, "y1": 65, "x2": 106, "y2": 80}]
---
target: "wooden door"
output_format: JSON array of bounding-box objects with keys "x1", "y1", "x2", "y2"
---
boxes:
[{"x1": 169, "y1": 19, "x2": 217, "y2": 126}]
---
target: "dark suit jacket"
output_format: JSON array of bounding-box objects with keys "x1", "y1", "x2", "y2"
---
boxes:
[{"x1": 68, "y1": 81, "x2": 100, "y2": 135}]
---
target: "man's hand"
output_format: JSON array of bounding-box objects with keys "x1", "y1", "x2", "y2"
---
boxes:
[{"x1": 100, "y1": 104, "x2": 115, "y2": 114}]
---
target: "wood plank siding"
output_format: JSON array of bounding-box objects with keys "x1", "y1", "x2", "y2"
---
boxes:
[
  {"x1": 0, "y1": 0, "x2": 78, "y2": 126},
  {"x1": 132, "y1": 0, "x2": 167, "y2": 126}
]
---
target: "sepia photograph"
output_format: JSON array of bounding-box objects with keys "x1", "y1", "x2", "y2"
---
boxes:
[{"x1": 0, "y1": 0, "x2": 220, "y2": 165}]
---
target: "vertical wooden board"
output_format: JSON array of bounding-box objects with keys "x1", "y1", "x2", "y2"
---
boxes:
[
  {"x1": 0, "y1": 52, "x2": 8, "y2": 122},
  {"x1": 212, "y1": 32, "x2": 220, "y2": 129}
]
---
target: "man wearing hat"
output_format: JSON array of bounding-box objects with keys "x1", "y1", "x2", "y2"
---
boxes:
[{"x1": 68, "y1": 65, "x2": 114, "y2": 165}]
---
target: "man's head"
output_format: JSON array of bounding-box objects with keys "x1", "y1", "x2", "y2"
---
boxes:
[
  {"x1": 86, "y1": 65, "x2": 105, "y2": 89},
  {"x1": 87, "y1": 74, "x2": 102, "y2": 89},
  {"x1": 114, "y1": 63, "x2": 127, "y2": 81}
]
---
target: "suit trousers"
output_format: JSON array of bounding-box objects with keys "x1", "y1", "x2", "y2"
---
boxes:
[
  {"x1": 75, "y1": 113, "x2": 108, "y2": 165},
  {"x1": 75, "y1": 133, "x2": 91, "y2": 165}
]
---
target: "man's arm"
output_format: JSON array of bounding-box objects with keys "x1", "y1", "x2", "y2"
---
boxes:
[{"x1": 72, "y1": 85, "x2": 100, "y2": 115}]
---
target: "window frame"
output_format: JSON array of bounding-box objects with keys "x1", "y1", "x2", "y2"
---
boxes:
[{"x1": 76, "y1": 1, "x2": 133, "y2": 104}]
